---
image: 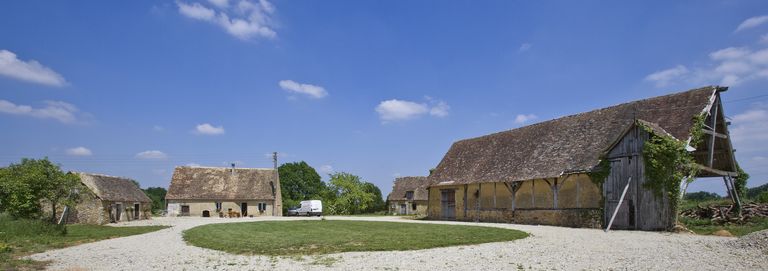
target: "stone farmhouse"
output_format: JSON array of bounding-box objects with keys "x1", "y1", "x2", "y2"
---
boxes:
[
  {"x1": 387, "y1": 176, "x2": 429, "y2": 215},
  {"x1": 427, "y1": 86, "x2": 739, "y2": 230},
  {"x1": 165, "y1": 166, "x2": 282, "y2": 217},
  {"x1": 62, "y1": 172, "x2": 152, "y2": 224}
]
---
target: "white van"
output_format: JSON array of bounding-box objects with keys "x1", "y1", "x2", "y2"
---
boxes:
[{"x1": 296, "y1": 200, "x2": 322, "y2": 216}]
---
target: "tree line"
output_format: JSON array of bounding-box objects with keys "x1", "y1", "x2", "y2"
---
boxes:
[{"x1": 278, "y1": 161, "x2": 386, "y2": 215}]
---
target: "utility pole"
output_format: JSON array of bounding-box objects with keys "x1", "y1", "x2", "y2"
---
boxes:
[
  {"x1": 273, "y1": 152, "x2": 278, "y2": 169},
  {"x1": 272, "y1": 152, "x2": 279, "y2": 216}
]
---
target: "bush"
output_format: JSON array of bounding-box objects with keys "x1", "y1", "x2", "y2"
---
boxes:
[{"x1": 757, "y1": 191, "x2": 768, "y2": 204}]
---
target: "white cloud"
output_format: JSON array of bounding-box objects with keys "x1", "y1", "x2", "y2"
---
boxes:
[
  {"x1": 376, "y1": 99, "x2": 428, "y2": 122},
  {"x1": 730, "y1": 105, "x2": 768, "y2": 150},
  {"x1": 66, "y1": 147, "x2": 92, "y2": 156},
  {"x1": 0, "y1": 49, "x2": 67, "y2": 87},
  {"x1": 760, "y1": 34, "x2": 768, "y2": 44},
  {"x1": 176, "y1": 0, "x2": 276, "y2": 40},
  {"x1": 429, "y1": 101, "x2": 450, "y2": 117},
  {"x1": 177, "y1": 2, "x2": 215, "y2": 20},
  {"x1": 194, "y1": 123, "x2": 225, "y2": 135},
  {"x1": 207, "y1": 0, "x2": 228, "y2": 8},
  {"x1": 136, "y1": 150, "x2": 168, "y2": 160},
  {"x1": 0, "y1": 99, "x2": 81, "y2": 124},
  {"x1": 645, "y1": 17, "x2": 768, "y2": 87},
  {"x1": 514, "y1": 114, "x2": 538, "y2": 124},
  {"x1": 736, "y1": 15, "x2": 768, "y2": 32},
  {"x1": 186, "y1": 163, "x2": 202, "y2": 167},
  {"x1": 644, "y1": 65, "x2": 689, "y2": 87},
  {"x1": 518, "y1": 43, "x2": 532, "y2": 52},
  {"x1": 375, "y1": 98, "x2": 450, "y2": 122},
  {"x1": 709, "y1": 47, "x2": 751, "y2": 60},
  {"x1": 278, "y1": 80, "x2": 328, "y2": 99},
  {"x1": 318, "y1": 165, "x2": 334, "y2": 175}
]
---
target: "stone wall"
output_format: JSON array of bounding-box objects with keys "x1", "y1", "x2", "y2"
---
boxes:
[
  {"x1": 166, "y1": 200, "x2": 276, "y2": 217},
  {"x1": 428, "y1": 174, "x2": 604, "y2": 228},
  {"x1": 462, "y1": 209, "x2": 602, "y2": 228},
  {"x1": 389, "y1": 200, "x2": 428, "y2": 216}
]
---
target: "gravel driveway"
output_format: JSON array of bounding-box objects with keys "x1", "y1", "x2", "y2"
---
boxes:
[{"x1": 28, "y1": 216, "x2": 768, "y2": 270}]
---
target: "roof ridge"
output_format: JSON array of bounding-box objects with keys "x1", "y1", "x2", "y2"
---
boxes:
[
  {"x1": 75, "y1": 172, "x2": 135, "y2": 181},
  {"x1": 453, "y1": 86, "x2": 717, "y2": 144},
  {"x1": 176, "y1": 166, "x2": 275, "y2": 170}
]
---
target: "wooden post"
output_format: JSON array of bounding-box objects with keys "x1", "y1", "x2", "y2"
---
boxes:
[
  {"x1": 475, "y1": 183, "x2": 481, "y2": 222},
  {"x1": 708, "y1": 101, "x2": 718, "y2": 167},
  {"x1": 531, "y1": 180, "x2": 535, "y2": 207},
  {"x1": 576, "y1": 177, "x2": 581, "y2": 208},
  {"x1": 726, "y1": 176, "x2": 742, "y2": 214},
  {"x1": 463, "y1": 184, "x2": 468, "y2": 218},
  {"x1": 606, "y1": 177, "x2": 632, "y2": 232},
  {"x1": 493, "y1": 182, "x2": 497, "y2": 209}
]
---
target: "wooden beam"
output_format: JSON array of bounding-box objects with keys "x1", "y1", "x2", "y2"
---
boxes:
[
  {"x1": 702, "y1": 128, "x2": 727, "y2": 139},
  {"x1": 708, "y1": 101, "x2": 718, "y2": 167},
  {"x1": 493, "y1": 182, "x2": 497, "y2": 209},
  {"x1": 696, "y1": 164, "x2": 738, "y2": 177}
]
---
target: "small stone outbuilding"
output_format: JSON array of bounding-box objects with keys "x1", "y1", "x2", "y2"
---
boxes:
[
  {"x1": 387, "y1": 176, "x2": 429, "y2": 216},
  {"x1": 63, "y1": 172, "x2": 152, "y2": 224},
  {"x1": 165, "y1": 166, "x2": 282, "y2": 217}
]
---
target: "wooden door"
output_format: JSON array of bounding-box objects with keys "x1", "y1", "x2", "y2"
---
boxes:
[
  {"x1": 441, "y1": 190, "x2": 456, "y2": 219},
  {"x1": 604, "y1": 158, "x2": 635, "y2": 229},
  {"x1": 241, "y1": 202, "x2": 248, "y2": 216},
  {"x1": 115, "y1": 204, "x2": 122, "y2": 221},
  {"x1": 134, "y1": 204, "x2": 140, "y2": 219}
]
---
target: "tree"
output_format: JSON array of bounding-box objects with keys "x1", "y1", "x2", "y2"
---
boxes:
[
  {"x1": 734, "y1": 166, "x2": 749, "y2": 199},
  {"x1": 362, "y1": 182, "x2": 385, "y2": 213},
  {"x1": 143, "y1": 187, "x2": 167, "y2": 214},
  {"x1": 0, "y1": 158, "x2": 80, "y2": 222},
  {"x1": 326, "y1": 172, "x2": 374, "y2": 215},
  {"x1": 684, "y1": 191, "x2": 722, "y2": 202},
  {"x1": 278, "y1": 161, "x2": 326, "y2": 212}
]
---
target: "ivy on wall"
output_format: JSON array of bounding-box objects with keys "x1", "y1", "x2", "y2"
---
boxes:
[{"x1": 639, "y1": 115, "x2": 704, "y2": 223}]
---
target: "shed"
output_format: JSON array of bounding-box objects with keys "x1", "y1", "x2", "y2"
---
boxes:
[
  {"x1": 387, "y1": 176, "x2": 429, "y2": 215},
  {"x1": 61, "y1": 172, "x2": 152, "y2": 224}
]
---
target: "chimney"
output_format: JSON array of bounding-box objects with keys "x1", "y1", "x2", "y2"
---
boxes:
[{"x1": 231, "y1": 163, "x2": 235, "y2": 175}]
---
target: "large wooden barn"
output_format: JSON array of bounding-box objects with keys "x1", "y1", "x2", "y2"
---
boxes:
[
  {"x1": 427, "y1": 86, "x2": 739, "y2": 230},
  {"x1": 387, "y1": 176, "x2": 430, "y2": 216},
  {"x1": 165, "y1": 166, "x2": 283, "y2": 217}
]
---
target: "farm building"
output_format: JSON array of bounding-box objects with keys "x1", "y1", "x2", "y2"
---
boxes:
[
  {"x1": 165, "y1": 166, "x2": 282, "y2": 217},
  {"x1": 58, "y1": 172, "x2": 152, "y2": 224},
  {"x1": 387, "y1": 176, "x2": 429, "y2": 215},
  {"x1": 427, "y1": 86, "x2": 739, "y2": 230}
]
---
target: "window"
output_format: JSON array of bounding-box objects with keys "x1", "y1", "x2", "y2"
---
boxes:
[
  {"x1": 258, "y1": 203, "x2": 267, "y2": 212},
  {"x1": 412, "y1": 203, "x2": 417, "y2": 211},
  {"x1": 405, "y1": 191, "x2": 414, "y2": 200}
]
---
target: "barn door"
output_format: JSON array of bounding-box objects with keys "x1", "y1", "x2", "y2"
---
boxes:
[
  {"x1": 441, "y1": 190, "x2": 456, "y2": 219},
  {"x1": 604, "y1": 158, "x2": 635, "y2": 229}
]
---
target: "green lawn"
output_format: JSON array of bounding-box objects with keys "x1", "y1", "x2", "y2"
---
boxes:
[
  {"x1": 184, "y1": 220, "x2": 528, "y2": 255},
  {"x1": 0, "y1": 214, "x2": 168, "y2": 270},
  {"x1": 680, "y1": 216, "x2": 768, "y2": 237}
]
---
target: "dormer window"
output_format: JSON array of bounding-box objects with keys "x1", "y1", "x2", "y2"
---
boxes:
[{"x1": 405, "y1": 191, "x2": 414, "y2": 200}]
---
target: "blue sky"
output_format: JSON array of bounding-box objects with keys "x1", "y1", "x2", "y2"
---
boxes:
[{"x1": 1, "y1": 0, "x2": 767, "y2": 196}]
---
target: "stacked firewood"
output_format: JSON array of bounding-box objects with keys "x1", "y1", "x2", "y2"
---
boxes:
[{"x1": 680, "y1": 203, "x2": 768, "y2": 224}]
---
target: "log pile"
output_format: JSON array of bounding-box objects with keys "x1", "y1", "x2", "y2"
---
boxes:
[{"x1": 680, "y1": 203, "x2": 768, "y2": 224}]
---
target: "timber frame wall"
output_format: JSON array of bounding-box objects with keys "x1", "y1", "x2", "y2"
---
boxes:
[{"x1": 427, "y1": 173, "x2": 603, "y2": 228}]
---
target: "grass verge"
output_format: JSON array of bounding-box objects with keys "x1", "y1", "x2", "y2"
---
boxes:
[
  {"x1": 680, "y1": 216, "x2": 768, "y2": 237},
  {"x1": 184, "y1": 220, "x2": 527, "y2": 256},
  {"x1": 0, "y1": 214, "x2": 168, "y2": 270}
]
